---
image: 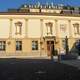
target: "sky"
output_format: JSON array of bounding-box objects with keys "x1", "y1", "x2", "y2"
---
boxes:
[{"x1": 0, "y1": 0, "x2": 80, "y2": 11}]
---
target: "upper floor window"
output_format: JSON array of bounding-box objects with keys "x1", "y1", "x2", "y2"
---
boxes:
[
  {"x1": 45, "y1": 22, "x2": 53, "y2": 35},
  {"x1": 32, "y1": 41, "x2": 38, "y2": 50},
  {"x1": 16, "y1": 41, "x2": 22, "y2": 51},
  {"x1": 73, "y1": 23, "x2": 80, "y2": 35},
  {"x1": 15, "y1": 21, "x2": 22, "y2": 35},
  {"x1": 60, "y1": 24, "x2": 66, "y2": 32},
  {"x1": 0, "y1": 41, "x2": 6, "y2": 51}
]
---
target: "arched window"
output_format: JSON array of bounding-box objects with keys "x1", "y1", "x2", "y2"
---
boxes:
[
  {"x1": 15, "y1": 21, "x2": 22, "y2": 35},
  {"x1": 73, "y1": 23, "x2": 80, "y2": 35},
  {"x1": 45, "y1": 22, "x2": 53, "y2": 35}
]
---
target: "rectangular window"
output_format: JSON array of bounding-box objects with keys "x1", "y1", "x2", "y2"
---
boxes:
[
  {"x1": 74, "y1": 26, "x2": 80, "y2": 34},
  {"x1": 45, "y1": 22, "x2": 53, "y2": 35},
  {"x1": 73, "y1": 23, "x2": 80, "y2": 35},
  {"x1": 16, "y1": 41, "x2": 22, "y2": 51},
  {"x1": 32, "y1": 41, "x2": 38, "y2": 50},
  {"x1": 60, "y1": 24, "x2": 66, "y2": 32},
  {"x1": 0, "y1": 41, "x2": 6, "y2": 51},
  {"x1": 15, "y1": 22, "x2": 22, "y2": 35}
]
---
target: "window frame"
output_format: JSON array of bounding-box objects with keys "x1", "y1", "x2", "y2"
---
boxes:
[
  {"x1": 32, "y1": 41, "x2": 38, "y2": 50},
  {"x1": 0, "y1": 41, "x2": 6, "y2": 51},
  {"x1": 45, "y1": 22, "x2": 53, "y2": 35},
  {"x1": 73, "y1": 23, "x2": 80, "y2": 35},
  {"x1": 60, "y1": 24, "x2": 66, "y2": 32},
  {"x1": 15, "y1": 21, "x2": 22, "y2": 35},
  {"x1": 16, "y1": 41, "x2": 22, "y2": 51}
]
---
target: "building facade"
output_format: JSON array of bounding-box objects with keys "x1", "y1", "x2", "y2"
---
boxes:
[{"x1": 0, "y1": 4, "x2": 80, "y2": 58}]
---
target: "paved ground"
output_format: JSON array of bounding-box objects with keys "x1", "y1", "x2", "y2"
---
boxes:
[
  {"x1": 61, "y1": 59, "x2": 80, "y2": 69},
  {"x1": 0, "y1": 58, "x2": 80, "y2": 80}
]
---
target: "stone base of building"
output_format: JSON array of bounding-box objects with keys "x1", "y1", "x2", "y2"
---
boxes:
[
  {"x1": 0, "y1": 52, "x2": 50, "y2": 59},
  {"x1": 0, "y1": 56, "x2": 50, "y2": 59}
]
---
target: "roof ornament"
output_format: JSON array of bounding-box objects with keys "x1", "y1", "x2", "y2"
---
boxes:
[
  {"x1": 37, "y1": 2, "x2": 40, "y2": 8},
  {"x1": 24, "y1": 4, "x2": 27, "y2": 8},
  {"x1": 29, "y1": 4, "x2": 31, "y2": 8},
  {"x1": 51, "y1": 2, "x2": 54, "y2": 8}
]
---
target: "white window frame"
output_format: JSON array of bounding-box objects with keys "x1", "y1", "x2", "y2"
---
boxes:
[
  {"x1": 0, "y1": 41, "x2": 6, "y2": 51},
  {"x1": 45, "y1": 22, "x2": 53, "y2": 35},
  {"x1": 32, "y1": 41, "x2": 38, "y2": 50},
  {"x1": 16, "y1": 41, "x2": 22, "y2": 51},
  {"x1": 73, "y1": 23, "x2": 80, "y2": 35},
  {"x1": 15, "y1": 21, "x2": 22, "y2": 35},
  {"x1": 60, "y1": 24, "x2": 66, "y2": 32}
]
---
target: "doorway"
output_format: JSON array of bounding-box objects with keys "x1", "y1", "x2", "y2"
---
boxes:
[{"x1": 47, "y1": 41, "x2": 54, "y2": 56}]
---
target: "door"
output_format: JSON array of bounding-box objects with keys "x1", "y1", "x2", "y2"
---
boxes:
[{"x1": 47, "y1": 41, "x2": 54, "y2": 56}]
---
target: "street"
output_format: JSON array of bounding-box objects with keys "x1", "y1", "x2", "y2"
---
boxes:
[{"x1": 0, "y1": 58, "x2": 80, "y2": 80}]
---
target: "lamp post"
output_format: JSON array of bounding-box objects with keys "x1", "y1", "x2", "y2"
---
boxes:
[
  {"x1": 65, "y1": 36, "x2": 69, "y2": 55},
  {"x1": 40, "y1": 41, "x2": 43, "y2": 57}
]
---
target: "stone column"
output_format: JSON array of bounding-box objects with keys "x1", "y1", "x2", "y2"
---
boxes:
[
  {"x1": 25, "y1": 19, "x2": 28, "y2": 38},
  {"x1": 40, "y1": 19, "x2": 43, "y2": 40},
  {"x1": 68, "y1": 20, "x2": 72, "y2": 51},
  {"x1": 9, "y1": 19, "x2": 13, "y2": 38},
  {"x1": 68, "y1": 20, "x2": 72, "y2": 37},
  {"x1": 55, "y1": 19, "x2": 58, "y2": 37},
  {"x1": 40, "y1": 19, "x2": 43, "y2": 56},
  {"x1": 55, "y1": 19, "x2": 60, "y2": 55}
]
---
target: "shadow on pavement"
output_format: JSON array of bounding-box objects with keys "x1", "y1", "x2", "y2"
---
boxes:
[{"x1": 0, "y1": 58, "x2": 80, "y2": 80}]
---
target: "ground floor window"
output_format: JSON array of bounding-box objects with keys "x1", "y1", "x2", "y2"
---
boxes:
[
  {"x1": 32, "y1": 41, "x2": 38, "y2": 50},
  {"x1": 16, "y1": 41, "x2": 22, "y2": 51},
  {"x1": 0, "y1": 41, "x2": 6, "y2": 51}
]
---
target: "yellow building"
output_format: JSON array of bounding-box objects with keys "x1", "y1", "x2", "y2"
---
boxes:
[{"x1": 0, "y1": 4, "x2": 80, "y2": 58}]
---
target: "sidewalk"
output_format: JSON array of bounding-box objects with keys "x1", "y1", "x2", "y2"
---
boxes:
[{"x1": 61, "y1": 59, "x2": 80, "y2": 70}]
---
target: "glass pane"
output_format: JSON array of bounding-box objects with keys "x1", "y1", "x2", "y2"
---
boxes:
[
  {"x1": 16, "y1": 41, "x2": 22, "y2": 50},
  {"x1": 32, "y1": 41, "x2": 38, "y2": 50}
]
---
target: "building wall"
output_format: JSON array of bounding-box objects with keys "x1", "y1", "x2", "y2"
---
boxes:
[
  {"x1": 0, "y1": 19, "x2": 10, "y2": 38},
  {"x1": 0, "y1": 14, "x2": 80, "y2": 57},
  {"x1": 27, "y1": 19, "x2": 41, "y2": 38}
]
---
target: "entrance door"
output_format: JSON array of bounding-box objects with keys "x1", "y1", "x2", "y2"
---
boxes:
[{"x1": 47, "y1": 41, "x2": 54, "y2": 56}]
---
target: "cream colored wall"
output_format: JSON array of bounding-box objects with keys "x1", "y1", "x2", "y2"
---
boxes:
[
  {"x1": 6, "y1": 39, "x2": 15, "y2": 55},
  {"x1": 27, "y1": 19, "x2": 41, "y2": 38},
  {"x1": 12, "y1": 19, "x2": 25, "y2": 38},
  {"x1": 22, "y1": 38, "x2": 31, "y2": 53},
  {"x1": 0, "y1": 14, "x2": 80, "y2": 57},
  {"x1": 0, "y1": 19, "x2": 10, "y2": 38}
]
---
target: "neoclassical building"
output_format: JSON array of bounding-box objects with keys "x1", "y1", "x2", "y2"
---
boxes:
[{"x1": 0, "y1": 4, "x2": 80, "y2": 58}]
